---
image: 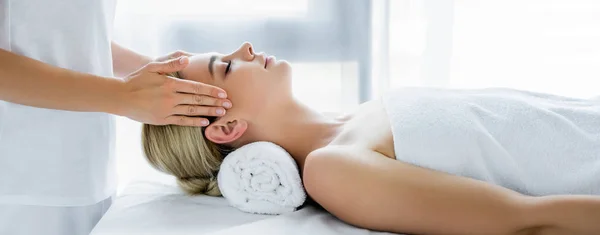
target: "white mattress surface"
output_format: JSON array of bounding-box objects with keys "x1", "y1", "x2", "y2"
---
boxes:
[{"x1": 91, "y1": 173, "x2": 398, "y2": 235}]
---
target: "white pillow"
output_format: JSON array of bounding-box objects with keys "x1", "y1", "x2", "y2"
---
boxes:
[{"x1": 217, "y1": 142, "x2": 307, "y2": 215}]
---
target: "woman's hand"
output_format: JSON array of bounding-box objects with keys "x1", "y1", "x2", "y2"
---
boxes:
[{"x1": 118, "y1": 56, "x2": 231, "y2": 127}]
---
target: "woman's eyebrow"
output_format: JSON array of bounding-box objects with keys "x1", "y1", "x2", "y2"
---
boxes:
[{"x1": 208, "y1": 55, "x2": 217, "y2": 80}]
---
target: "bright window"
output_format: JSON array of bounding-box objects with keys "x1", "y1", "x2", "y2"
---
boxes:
[{"x1": 387, "y1": 0, "x2": 600, "y2": 99}]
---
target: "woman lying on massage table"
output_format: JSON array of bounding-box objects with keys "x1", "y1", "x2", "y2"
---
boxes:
[{"x1": 141, "y1": 42, "x2": 600, "y2": 235}]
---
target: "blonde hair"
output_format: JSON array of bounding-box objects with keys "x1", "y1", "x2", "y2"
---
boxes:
[{"x1": 141, "y1": 72, "x2": 232, "y2": 196}]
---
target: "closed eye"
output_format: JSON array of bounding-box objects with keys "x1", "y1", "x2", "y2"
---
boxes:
[{"x1": 225, "y1": 61, "x2": 232, "y2": 75}]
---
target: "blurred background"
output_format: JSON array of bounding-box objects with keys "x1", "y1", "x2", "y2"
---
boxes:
[{"x1": 113, "y1": 0, "x2": 600, "y2": 193}]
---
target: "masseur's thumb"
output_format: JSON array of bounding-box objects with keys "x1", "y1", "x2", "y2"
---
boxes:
[{"x1": 145, "y1": 56, "x2": 190, "y2": 74}]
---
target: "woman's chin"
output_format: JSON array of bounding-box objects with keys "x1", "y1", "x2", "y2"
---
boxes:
[
  {"x1": 278, "y1": 60, "x2": 292, "y2": 69},
  {"x1": 279, "y1": 60, "x2": 293, "y2": 76}
]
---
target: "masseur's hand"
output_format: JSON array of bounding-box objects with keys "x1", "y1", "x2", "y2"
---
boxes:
[
  {"x1": 119, "y1": 56, "x2": 231, "y2": 126},
  {"x1": 153, "y1": 50, "x2": 194, "y2": 63}
]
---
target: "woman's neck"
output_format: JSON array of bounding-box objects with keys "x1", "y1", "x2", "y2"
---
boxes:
[{"x1": 248, "y1": 99, "x2": 346, "y2": 169}]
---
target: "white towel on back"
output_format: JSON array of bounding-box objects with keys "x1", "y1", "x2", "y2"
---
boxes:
[
  {"x1": 383, "y1": 87, "x2": 600, "y2": 196},
  {"x1": 217, "y1": 142, "x2": 306, "y2": 215}
]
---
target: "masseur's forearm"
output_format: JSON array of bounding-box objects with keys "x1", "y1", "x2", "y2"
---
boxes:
[
  {"x1": 111, "y1": 41, "x2": 152, "y2": 77},
  {"x1": 0, "y1": 48, "x2": 123, "y2": 114}
]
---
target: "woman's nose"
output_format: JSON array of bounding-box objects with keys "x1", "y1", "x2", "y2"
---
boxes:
[{"x1": 237, "y1": 42, "x2": 254, "y2": 60}]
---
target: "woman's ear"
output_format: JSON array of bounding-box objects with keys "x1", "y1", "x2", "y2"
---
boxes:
[{"x1": 204, "y1": 119, "x2": 248, "y2": 144}]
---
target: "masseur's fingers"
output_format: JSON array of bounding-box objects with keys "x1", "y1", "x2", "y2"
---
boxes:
[
  {"x1": 173, "y1": 78, "x2": 227, "y2": 99},
  {"x1": 154, "y1": 50, "x2": 194, "y2": 63},
  {"x1": 122, "y1": 56, "x2": 230, "y2": 127},
  {"x1": 176, "y1": 93, "x2": 230, "y2": 107},
  {"x1": 165, "y1": 115, "x2": 210, "y2": 127},
  {"x1": 167, "y1": 50, "x2": 194, "y2": 59},
  {"x1": 148, "y1": 56, "x2": 229, "y2": 100},
  {"x1": 145, "y1": 56, "x2": 189, "y2": 74},
  {"x1": 172, "y1": 105, "x2": 226, "y2": 117}
]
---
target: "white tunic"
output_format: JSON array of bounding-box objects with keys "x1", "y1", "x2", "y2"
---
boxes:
[{"x1": 0, "y1": 0, "x2": 117, "y2": 206}]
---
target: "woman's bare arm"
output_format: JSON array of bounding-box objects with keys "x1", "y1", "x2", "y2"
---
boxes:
[{"x1": 302, "y1": 146, "x2": 600, "y2": 235}]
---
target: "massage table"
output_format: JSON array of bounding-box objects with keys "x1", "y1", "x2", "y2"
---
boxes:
[{"x1": 90, "y1": 170, "x2": 398, "y2": 235}]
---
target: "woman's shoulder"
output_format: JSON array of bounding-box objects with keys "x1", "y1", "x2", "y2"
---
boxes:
[
  {"x1": 309, "y1": 136, "x2": 395, "y2": 163},
  {"x1": 305, "y1": 145, "x2": 373, "y2": 165},
  {"x1": 326, "y1": 99, "x2": 396, "y2": 159},
  {"x1": 303, "y1": 144, "x2": 395, "y2": 178}
]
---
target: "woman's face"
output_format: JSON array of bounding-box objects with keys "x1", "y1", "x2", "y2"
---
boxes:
[{"x1": 180, "y1": 42, "x2": 292, "y2": 118}]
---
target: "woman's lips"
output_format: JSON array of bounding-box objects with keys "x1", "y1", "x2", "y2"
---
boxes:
[
  {"x1": 265, "y1": 56, "x2": 275, "y2": 69},
  {"x1": 264, "y1": 56, "x2": 268, "y2": 68}
]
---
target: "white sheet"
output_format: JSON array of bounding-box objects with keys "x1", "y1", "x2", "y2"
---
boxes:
[{"x1": 91, "y1": 172, "x2": 399, "y2": 235}]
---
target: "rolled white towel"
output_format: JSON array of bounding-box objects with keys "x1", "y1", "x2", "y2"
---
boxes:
[{"x1": 217, "y1": 141, "x2": 307, "y2": 215}]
